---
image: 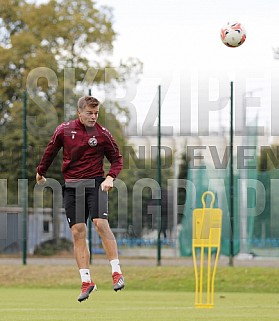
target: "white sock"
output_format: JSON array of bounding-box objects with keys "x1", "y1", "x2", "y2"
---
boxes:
[
  {"x1": 79, "y1": 269, "x2": 91, "y2": 283},
  {"x1": 110, "y1": 259, "x2": 122, "y2": 274}
]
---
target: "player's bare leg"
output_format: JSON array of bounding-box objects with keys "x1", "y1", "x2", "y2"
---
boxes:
[
  {"x1": 71, "y1": 223, "x2": 96, "y2": 302},
  {"x1": 93, "y1": 218, "x2": 125, "y2": 291},
  {"x1": 71, "y1": 223, "x2": 89, "y2": 268}
]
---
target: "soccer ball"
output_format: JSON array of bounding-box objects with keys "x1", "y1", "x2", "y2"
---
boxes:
[{"x1": 220, "y1": 22, "x2": 246, "y2": 47}]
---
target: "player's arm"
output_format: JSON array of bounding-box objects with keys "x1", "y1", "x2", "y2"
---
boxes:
[
  {"x1": 36, "y1": 173, "x2": 46, "y2": 185},
  {"x1": 36, "y1": 126, "x2": 63, "y2": 183},
  {"x1": 101, "y1": 175, "x2": 114, "y2": 192},
  {"x1": 102, "y1": 129, "x2": 123, "y2": 190}
]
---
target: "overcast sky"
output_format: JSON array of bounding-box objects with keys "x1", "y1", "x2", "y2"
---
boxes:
[
  {"x1": 97, "y1": 0, "x2": 279, "y2": 137},
  {"x1": 101, "y1": 0, "x2": 277, "y2": 70},
  {"x1": 32, "y1": 0, "x2": 279, "y2": 136}
]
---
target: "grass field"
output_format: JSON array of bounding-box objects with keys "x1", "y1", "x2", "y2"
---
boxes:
[
  {"x1": 0, "y1": 264, "x2": 279, "y2": 321},
  {"x1": 1, "y1": 289, "x2": 279, "y2": 321}
]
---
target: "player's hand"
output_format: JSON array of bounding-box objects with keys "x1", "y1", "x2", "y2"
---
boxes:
[
  {"x1": 36, "y1": 173, "x2": 46, "y2": 185},
  {"x1": 101, "y1": 176, "x2": 114, "y2": 192}
]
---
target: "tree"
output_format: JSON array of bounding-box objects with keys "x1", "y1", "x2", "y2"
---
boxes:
[
  {"x1": 0, "y1": 0, "x2": 142, "y2": 242},
  {"x1": 109, "y1": 154, "x2": 173, "y2": 237}
]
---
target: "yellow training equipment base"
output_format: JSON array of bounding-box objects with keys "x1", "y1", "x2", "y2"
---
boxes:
[{"x1": 192, "y1": 191, "x2": 222, "y2": 308}]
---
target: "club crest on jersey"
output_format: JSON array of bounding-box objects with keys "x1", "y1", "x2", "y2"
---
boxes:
[
  {"x1": 71, "y1": 131, "x2": 77, "y2": 139},
  {"x1": 88, "y1": 136, "x2": 98, "y2": 147}
]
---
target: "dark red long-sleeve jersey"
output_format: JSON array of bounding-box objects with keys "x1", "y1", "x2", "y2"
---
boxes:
[{"x1": 37, "y1": 119, "x2": 123, "y2": 181}]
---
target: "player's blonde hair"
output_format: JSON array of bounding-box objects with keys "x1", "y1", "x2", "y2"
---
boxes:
[{"x1": 77, "y1": 96, "x2": 100, "y2": 111}]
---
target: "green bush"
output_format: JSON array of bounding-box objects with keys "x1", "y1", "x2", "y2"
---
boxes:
[{"x1": 33, "y1": 238, "x2": 73, "y2": 256}]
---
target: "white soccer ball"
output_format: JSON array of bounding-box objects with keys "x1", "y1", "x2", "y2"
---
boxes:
[{"x1": 220, "y1": 22, "x2": 246, "y2": 48}]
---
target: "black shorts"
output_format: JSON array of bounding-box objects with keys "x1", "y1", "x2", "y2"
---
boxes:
[{"x1": 63, "y1": 178, "x2": 109, "y2": 228}]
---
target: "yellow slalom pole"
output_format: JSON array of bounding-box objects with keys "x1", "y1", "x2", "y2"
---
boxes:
[
  {"x1": 207, "y1": 246, "x2": 212, "y2": 305},
  {"x1": 199, "y1": 246, "x2": 204, "y2": 304},
  {"x1": 193, "y1": 248, "x2": 199, "y2": 305},
  {"x1": 211, "y1": 241, "x2": 221, "y2": 305}
]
